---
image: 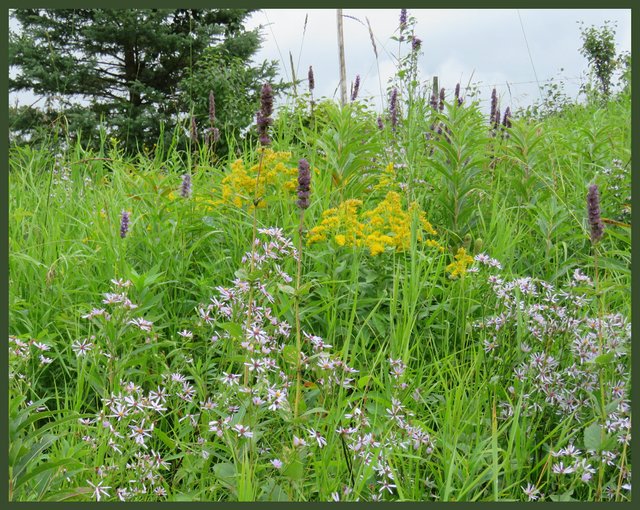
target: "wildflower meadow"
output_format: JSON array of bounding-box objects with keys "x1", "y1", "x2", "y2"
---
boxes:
[{"x1": 8, "y1": 10, "x2": 631, "y2": 502}]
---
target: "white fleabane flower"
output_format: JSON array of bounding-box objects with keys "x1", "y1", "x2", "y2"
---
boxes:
[
  {"x1": 233, "y1": 423, "x2": 253, "y2": 438},
  {"x1": 87, "y1": 480, "x2": 111, "y2": 501},
  {"x1": 72, "y1": 338, "x2": 94, "y2": 356},
  {"x1": 521, "y1": 482, "x2": 539, "y2": 501},
  {"x1": 293, "y1": 435, "x2": 307, "y2": 448},
  {"x1": 128, "y1": 317, "x2": 153, "y2": 331},
  {"x1": 128, "y1": 419, "x2": 154, "y2": 447},
  {"x1": 307, "y1": 428, "x2": 327, "y2": 448}
]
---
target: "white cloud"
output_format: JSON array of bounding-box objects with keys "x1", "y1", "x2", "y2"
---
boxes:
[{"x1": 247, "y1": 8, "x2": 631, "y2": 113}]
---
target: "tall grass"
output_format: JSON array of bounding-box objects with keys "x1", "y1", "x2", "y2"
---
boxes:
[{"x1": 8, "y1": 29, "x2": 631, "y2": 503}]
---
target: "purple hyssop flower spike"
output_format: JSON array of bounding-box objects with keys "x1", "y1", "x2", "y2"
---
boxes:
[
  {"x1": 308, "y1": 66, "x2": 315, "y2": 92},
  {"x1": 181, "y1": 174, "x2": 191, "y2": 198},
  {"x1": 411, "y1": 36, "x2": 422, "y2": 52},
  {"x1": 502, "y1": 107, "x2": 512, "y2": 128},
  {"x1": 297, "y1": 159, "x2": 311, "y2": 210},
  {"x1": 399, "y1": 9, "x2": 408, "y2": 31},
  {"x1": 377, "y1": 116, "x2": 384, "y2": 130},
  {"x1": 257, "y1": 83, "x2": 274, "y2": 146},
  {"x1": 454, "y1": 83, "x2": 464, "y2": 106},
  {"x1": 120, "y1": 210, "x2": 130, "y2": 239},
  {"x1": 430, "y1": 91, "x2": 438, "y2": 111},
  {"x1": 587, "y1": 184, "x2": 605, "y2": 243},
  {"x1": 390, "y1": 88, "x2": 399, "y2": 131},
  {"x1": 439, "y1": 88, "x2": 445, "y2": 111},
  {"x1": 490, "y1": 88, "x2": 498, "y2": 125},
  {"x1": 351, "y1": 75, "x2": 360, "y2": 102}
]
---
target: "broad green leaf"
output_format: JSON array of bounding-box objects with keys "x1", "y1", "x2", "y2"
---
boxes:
[{"x1": 583, "y1": 423, "x2": 603, "y2": 451}]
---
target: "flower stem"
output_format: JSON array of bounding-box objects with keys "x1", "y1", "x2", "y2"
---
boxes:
[
  {"x1": 293, "y1": 210, "x2": 305, "y2": 420},
  {"x1": 244, "y1": 149, "x2": 265, "y2": 386}
]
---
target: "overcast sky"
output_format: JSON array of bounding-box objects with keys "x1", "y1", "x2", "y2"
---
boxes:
[
  {"x1": 9, "y1": 8, "x2": 631, "y2": 115},
  {"x1": 245, "y1": 8, "x2": 631, "y2": 112}
]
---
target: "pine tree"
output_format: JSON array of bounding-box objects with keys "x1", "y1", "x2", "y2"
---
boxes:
[{"x1": 9, "y1": 8, "x2": 279, "y2": 153}]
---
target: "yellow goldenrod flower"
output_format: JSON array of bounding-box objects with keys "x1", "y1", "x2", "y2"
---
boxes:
[
  {"x1": 218, "y1": 149, "x2": 301, "y2": 210},
  {"x1": 308, "y1": 191, "x2": 441, "y2": 256},
  {"x1": 446, "y1": 247, "x2": 474, "y2": 278}
]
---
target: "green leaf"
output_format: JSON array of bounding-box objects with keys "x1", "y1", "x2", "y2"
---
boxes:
[
  {"x1": 583, "y1": 423, "x2": 603, "y2": 451},
  {"x1": 260, "y1": 480, "x2": 289, "y2": 501},
  {"x1": 213, "y1": 462, "x2": 237, "y2": 486},
  {"x1": 593, "y1": 351, "x2": 615, "y2": 365},
  {"x1": 219, "y1": 322, "x2": 243, "y2": 338},
  {"x1": 549, "y1": 489, "x2": 576, "y2": 501},
  {"x1": 44, "y1": 487, "x2": 93, "y2": 501},
  {"x1": 12, "y1": 433, "x2": 58, "y2": 482},
  {"x1": 277, "y1": 283, "x2": 295, "y2": 295},
  {"x1": 15, "y1": 457, "x2": 82, "y2": 491},
  {"x1": 283, "y1": 457, "x2": 304, "y2": 481},
  {"x1": 282, "y1": 345, "x2": 298, "y2": 366},
  {"x1": 357, "y1": 374, "x2": 374, "y2": 389},
  {"x1": 155, "y1": 428, "x2": 176, "y2": 450}
]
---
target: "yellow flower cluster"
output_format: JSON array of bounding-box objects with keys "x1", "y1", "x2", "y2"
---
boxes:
[
  {"x1": 307, "y1": 191, "x2": 442, "y2": 256},
  {"x1": 446, "y1": 247, "x2": 474, "y2": 278},
  {"x1": 372, "y1": 162, "x2": 399, "y2": 193},
  {"x1": 220, "y1": 149, "x2": 299, "y2": 209},
  {"x1": 307, "y1": 198, "x2": 363, "y2": 247}
]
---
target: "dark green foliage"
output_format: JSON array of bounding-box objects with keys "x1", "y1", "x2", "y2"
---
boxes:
[{"x1": 9, "y1": 8, "x2": 278, "y2": 154}]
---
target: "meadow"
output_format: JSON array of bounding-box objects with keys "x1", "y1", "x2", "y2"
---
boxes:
[{"x1": 8, "y1": 48, "x2": 631, "y2": 501}]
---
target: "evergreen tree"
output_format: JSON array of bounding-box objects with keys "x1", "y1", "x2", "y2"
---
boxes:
[{"x1": 9, "y1": 9, "x2": 279, "y2": 153}]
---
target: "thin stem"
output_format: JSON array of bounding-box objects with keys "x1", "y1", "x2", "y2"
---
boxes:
[
  {"x1": 244, "y1": 149, "x2": 266, "y2": 386},
  {"x1": 293, "y1": 209, "x2": 305, "y2": 420},
  {"x1": 593, "y1": 246, "x2": 607, "y2": 502}
]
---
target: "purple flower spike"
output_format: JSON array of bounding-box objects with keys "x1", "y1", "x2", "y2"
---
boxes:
[
  {"x1": 120, "y1": 210, "x2": 130, "y2": 239},
  {"x1": 390, "y1": 88, "x2": 399, "y2": 131},
  {"x1": 587, "y1": 184, "x2": 605, "y2": 244},
  {"x1": 257, "y1": 83, "x2": 274, "y2": 147},
  {"x1": 297, "y1": 159, "x2": 311, "y2": 210},
  {"x1": 351, "y1": 75, "x2": 360, "y2": 102},
  {"x1": 181, "y1": 174, "x2": 191, "y2": 198}
]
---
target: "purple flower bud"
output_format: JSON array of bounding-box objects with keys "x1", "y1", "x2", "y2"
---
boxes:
[
  {"x1": 350, "y1": 75, "x2": 360, "y2": 102},
  {"x1": 430, "y1": 92, "x2": 438, "y2": 111},
  {"x1": 297, "y1": 158, "x2": 311, "y2": 210},
  {"x1": 389, "y1": 87, "x2": 399, "y2": 131},
  {"x1": 490, "y1": 88, "x2": 498, "y2": 125},
  {"x1": 257, "y1": 83, "x2": 274, "y2": 147},
  {"x1": 308, "y1": 66, "x2": 315, "y2": 92},
  {"x1": 587, "y1": 184, "x2": 605, "y2": 243},
  {"x1": 377, "y1": 116, "x2": 384, "y2": 130},
  {"x1": 399, "y1": 9, "x2": 408, "y2": 31},
  {"x1": 411, "y1": 36, "x2": 422, "y2": 52},
  {"x1": 120, "y1": 210, "x2": 130, "y2": 239},
  {"x1": 502, "y1": 107, "x2": 512, "y2": 128},
  {"x1": 439, "y1": 88, "x2": 445, "y2": 112},
  {"x1": 181, "y1": 174, "x2": 191, "y2": 198},
  {"x1": 454, "y1": 83, "x2": 464, "y2": 106}
]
